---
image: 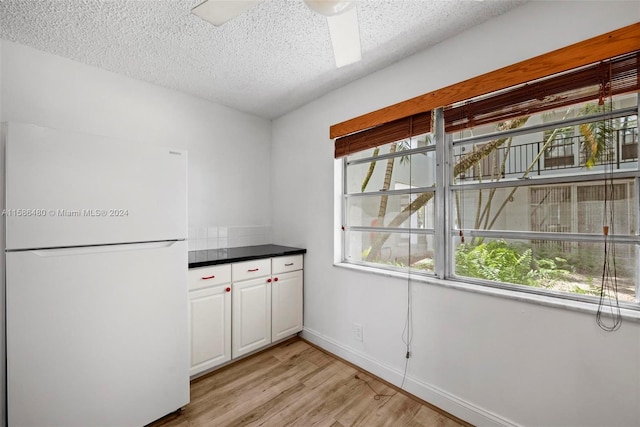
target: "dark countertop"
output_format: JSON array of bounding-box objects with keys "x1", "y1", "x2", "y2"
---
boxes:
[{"x1": 188, "y1": 244, "x2": 306, "y2": 268}]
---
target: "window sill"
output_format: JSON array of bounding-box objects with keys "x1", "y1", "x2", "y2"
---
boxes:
[{"x1": 333, "y1": 262, "x2": 640, "y2": 323}]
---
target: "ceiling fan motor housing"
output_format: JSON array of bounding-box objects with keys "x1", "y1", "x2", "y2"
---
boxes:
[{"x1": 304, "y1": 0, "x2": 355, "y2": 16}]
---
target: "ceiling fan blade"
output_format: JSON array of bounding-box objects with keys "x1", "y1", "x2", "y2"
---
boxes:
[
  {"x1": 192, "y1": 0, "x2": 261, "y2": 27},
  {"x1": 326, "y1": 6, "x2": 362, "y2": 68}
]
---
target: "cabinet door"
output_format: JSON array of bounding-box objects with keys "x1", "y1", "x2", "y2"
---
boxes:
[
  {"x1": 189, "y1": 285, "x2": 231, "y2": 376},
  {"x1": 232, "y1": 277, "x2": 272, "y2": 358},
  {"x1": 272, "y1": 270, "x2": 303, "y2": 342}
]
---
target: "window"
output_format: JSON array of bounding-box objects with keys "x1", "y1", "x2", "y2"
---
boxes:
[
  {"x1": 619, "y1": 115, "x2": 638, "y2": 161},
  {"x1": 543, "y1": 127, "x2": 575, "y2": 169},
  {"x1": 343, "y1": 134, "x2": 437, "y2": 273},
  {"x1": 450, "y1": 95, "x2": 638, "y2": 303},
  {"x1": 338, "y1": 51, "x2": 640, "y2": 308}
]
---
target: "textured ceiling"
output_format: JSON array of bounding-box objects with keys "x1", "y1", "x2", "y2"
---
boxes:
[{"x1": 0, "y1": 0, "x2": 528, "y2": 119}]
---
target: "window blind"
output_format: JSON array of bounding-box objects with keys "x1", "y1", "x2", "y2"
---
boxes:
[
  {"x1": 444, "y1": 50, "x2": 640, "y2": 133},
  {"x1": 334, "y1": 111, "x2": 431, "y2": 158}
]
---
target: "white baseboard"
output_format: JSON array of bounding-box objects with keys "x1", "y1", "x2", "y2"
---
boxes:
[{"x1": 301, "y1": 327, "x2": 520, "y2": 427}]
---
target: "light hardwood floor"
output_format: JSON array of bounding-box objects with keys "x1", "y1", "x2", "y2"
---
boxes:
[{"x1": 149, "y1": 338, "x2": 468, "y2": 427}]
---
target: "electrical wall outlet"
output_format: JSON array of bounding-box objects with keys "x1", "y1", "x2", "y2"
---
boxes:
[{"x1": 354, "y1": 324, "x2": 363, "y2": 342}]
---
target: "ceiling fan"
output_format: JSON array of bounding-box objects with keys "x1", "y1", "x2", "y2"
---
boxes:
[{"x1": 192, "y1": 0, "x2": 362, "y2": 68}]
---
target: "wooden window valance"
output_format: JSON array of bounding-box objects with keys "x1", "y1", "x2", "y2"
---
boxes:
[
  {"x1": 334, "y1": 111, "x2": 431, "y2": 158},
  {"x1": 444, "y1": 51, "x2": 640, "y2": 133},
  {"x1": 330, "y1": 23, "x2": 640, "y2": 140}
]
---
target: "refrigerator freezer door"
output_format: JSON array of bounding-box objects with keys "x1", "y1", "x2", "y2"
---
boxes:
[
  {"x1": 6, "y1": 240, "x2": 190, "y2": 427},
  {"x1": 4, "y1": 123, "x2": 187, "y2": 250}
]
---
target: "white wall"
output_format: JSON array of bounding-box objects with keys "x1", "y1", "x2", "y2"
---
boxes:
[
  {"x1": 0, "y1": 40, "x2": 272, "y2": 228},
  {"x1": 272, "y1": 2, "x2": 640, "y2": 426},
  {"x1": 0, "y1": 40, "x2": 272, "y2": 427}
]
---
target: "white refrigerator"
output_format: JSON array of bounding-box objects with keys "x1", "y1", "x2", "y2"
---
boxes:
[{"x1": 4, "y1": 123, "x2": 190, "y2": 426}]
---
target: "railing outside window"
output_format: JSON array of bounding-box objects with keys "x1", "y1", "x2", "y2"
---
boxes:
[{"x1": 453, "y1": 126, "x2": 638, "y2": 180}]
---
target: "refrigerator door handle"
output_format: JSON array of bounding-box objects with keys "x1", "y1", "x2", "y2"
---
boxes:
[{"x1": 28, "y1": 240, "x2": 180, "y2": 257}]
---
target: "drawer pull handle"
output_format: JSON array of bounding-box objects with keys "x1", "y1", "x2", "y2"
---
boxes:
[
  {"x1": 201, "y1": 275, "x2": 215, "y2": 280},
  {"x1": 285, "y1": 263, "x2": 294, "y2": 266},
  {"x1": 267, "y1": 278, "x2": 272, "y2": 283},
  {"x1": 274, "y1": 277, "x2": 279, "y2": 282},
  {"x1": 248, "y1": 268, "x2": 259, "y2": 272},
  {"x1": 226, "y1": 287, "x2": 231, "y2": 292}
]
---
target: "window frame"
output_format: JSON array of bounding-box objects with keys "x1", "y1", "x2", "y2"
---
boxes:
[
  {"x1": 342, "y1": 139, "x2": 438, "y2": 274},
  {"x1": 339, "y1": 95, "x2": 640, "y2": 309}
]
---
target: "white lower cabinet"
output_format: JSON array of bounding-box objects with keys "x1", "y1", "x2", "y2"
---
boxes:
[
  {"x1": 189, "y1": 254, "x2": 303, "y2": 374},
  {"x1": 231, "y1": 276, "x2": 272, "y2": 358},
  {"x1": 271, "y1": 270, "x2": 303, "y2": 342},
  {"x1": 271, "y1": 255, "x2": 304, "y2": 342},
  {"x1": 188, "y1": 264, "x2": 232, "y2": 377},
  {"x1": 188, "y1": 285, "x2": 231, "y2": 376}
]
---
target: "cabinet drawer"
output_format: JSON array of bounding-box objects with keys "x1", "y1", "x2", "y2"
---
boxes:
[
  {"x1": 188, "y1": 264, "x2": 232, "y2": 291},
  {"x1": 272, "y1": 255, "x2": 303, "y2": 274},
  {"x1": 232, "y1": 258, "x2": 271, "y2": 282}
]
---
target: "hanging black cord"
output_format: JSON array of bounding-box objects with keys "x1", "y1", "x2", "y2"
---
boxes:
[
  {"x1": 596, "y1": 75, "x2": 622, "y2": 332},
  {"x1": 400, "y1": 278, "x2": 412, "y2": 389},
  {"x1": 596, "y1": 201, "x2": 622, "y2": 331},
  {"x1": 400, "y1": 122, "x2": 414, "y2": 390}
]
